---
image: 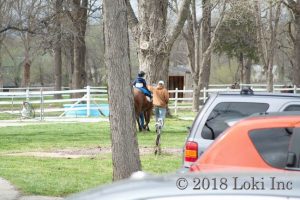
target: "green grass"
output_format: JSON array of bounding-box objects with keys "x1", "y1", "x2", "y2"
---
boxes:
[
  {"x1": 0, "y1": 113, "x2": 19, "y2": 120},
  {"x1": 0, "y1": 154, "x2": 181, "y2": 196},
  {"x1": 0, "y1": 118, "x2": 191, "y2": 153},
  {"x1": 0, "y1": 117, "x2": 192, "y2": 196}
]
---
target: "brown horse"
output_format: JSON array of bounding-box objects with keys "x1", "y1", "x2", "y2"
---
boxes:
[{"x1": 133, "y1": 88, "x2": 153, "y2": 132}]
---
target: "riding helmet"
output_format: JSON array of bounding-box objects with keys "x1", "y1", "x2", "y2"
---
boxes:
[{"x1": 138, "y1": 71, "x2": 145, "y2": 77}]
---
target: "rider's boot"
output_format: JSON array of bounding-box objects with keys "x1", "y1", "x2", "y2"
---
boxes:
[{"x1": 146, "y1": 96, "x2": 152, "y2": 102}]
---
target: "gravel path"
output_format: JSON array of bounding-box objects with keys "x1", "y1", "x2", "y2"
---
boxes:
[{"x1": 4, "y1": 147, "x2": 182, "y2": 158}]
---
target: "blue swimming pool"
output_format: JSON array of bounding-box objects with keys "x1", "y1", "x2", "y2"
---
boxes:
[{"x1": 63, "y1": 104, "x2": 109, "y2": 117}]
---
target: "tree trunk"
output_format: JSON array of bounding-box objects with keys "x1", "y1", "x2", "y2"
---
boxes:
[
  {"x1": 138, "y1": 52, "x2": 168, "y2": 84},
  {"x1": 293, "y1": 14, "x2": 300, "y2": 86},
  {"x1": 238, "y1": 53, "x2": 244, "y2": 83},
  {"x1": 266, "y1": 1, "x2": 281, "y2": 92},
  {"x1": 127, "y1": 0, "x2": 191, "y2": 84},
  {"x1": 267, "y1": 61, "x2": 274, "y2": 92},
  {"x1": 137, "y1": 0, "x2": 168, "y2": 83},
  {"x1": 72, "y1": 0, "x2": 88, "y2": 97},
  {"x1": 103, "y1": 0, "x2": 141, "y2": 181},
  {"x1": 244, "y1": 58, "x2": 252, "y2": 84},
  {"x1": 278, "y1": 54, "x2": 285, "y2": 83},
  {"x1": 39, "y1": 65, "x2": 44, "y2": 86},
  {"x1": 22, "y1": 62, "x2": 31, "y2": 88},
  {"x1": 158, "y1": 56, "x2": 170, "y2": 87},
  {"x1": 65, "y1": 34, "x2": 74, "y2": 89},
  {"x1": 200, "y1": 0, "x2": 211, "y2": 90},
  {"x1": 184, "y1": 0, "x2": 226, "y2": 112},
  {"x1": 183, "y1": 6, "x2": 200, "y2": 112},
  {"x1": 197, "y1": 0, "x2": 211, "y2": 108},
  {"x1": 0, "y1": 42, "x2": 3, "y2": 91},
  {"x1": 22, "y1": 51, "x2": 31, "y2": 88},
  {"x1": 54, "y1": 0, "x2": 63, "y2": 99},
  {"x1": 192, "y1": 82, "x2": 200, "y2": 112}
]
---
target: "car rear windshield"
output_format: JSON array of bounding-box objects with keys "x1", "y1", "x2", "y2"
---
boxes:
[
  {"x1": 249, "y1": 128, "x2": 292, "y2": 169},
  {"x1": 202, "y1": 102, "x2": 269, "y2": 140}
]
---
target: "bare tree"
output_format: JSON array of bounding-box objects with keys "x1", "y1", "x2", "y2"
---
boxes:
[
  {"x1": 10, "y1": 0, "x2": 46, "y2": 87},
  {"x1": 103, "y1": 0, "x2": 141, "y2": 180},
  {"x1": 282, "y1": 0, "x2": 300, "y2": 86},
  {"x1": 54, "y1": 0, "x2": 63, "y2": 98},
  {"x1": 183, "y1": 0, "x2": 228, "y2": 112},
  {"x1": 201, "y1": 0, "x2": 212, "y2": 93},
  {"x1": 255, "y1": 0, "x2": 281, "y2": 91},
  {"x1": 126, "y1": 0, "x2": 191, "y2": 84},
  {"x1": 71, "y1": 0, "x2": 88, "y2": 93}
]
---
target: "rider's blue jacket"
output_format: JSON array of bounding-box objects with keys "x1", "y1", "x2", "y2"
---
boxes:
[
  {"x1": 132, "y1": 77, "x2": 152, "y2": 98},
  {"x1": 132, "y1": 77, "x2": 147, "y2": 88}
]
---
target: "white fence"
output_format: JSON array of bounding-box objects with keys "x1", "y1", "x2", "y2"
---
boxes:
[
  {"x1": 169, "y1": 84, "x2": 299, "y2": 115},
  {"x1": 0, "y1": 86, "x2": 108, "y2": 119},
  {"x1": 0, "y1": 84, "x2": 299, "y2": 119}
]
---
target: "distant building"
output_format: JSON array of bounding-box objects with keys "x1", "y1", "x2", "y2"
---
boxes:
[{"x1": 168, "y1": 65, "x2": 192, "y2": 98}]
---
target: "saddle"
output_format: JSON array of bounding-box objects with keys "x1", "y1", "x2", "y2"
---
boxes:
[{"x1": 135, "y1": 87, "x2": 152, "y2": 102}]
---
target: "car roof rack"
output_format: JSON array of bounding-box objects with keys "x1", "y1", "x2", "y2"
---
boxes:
[{"x1": 240, "y1": 86, "x2": 254, "y2": 95}]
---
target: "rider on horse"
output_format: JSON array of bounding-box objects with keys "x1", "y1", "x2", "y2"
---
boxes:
[{"x1": 132, "y1": 71, "x2": 152, "y2": 102}]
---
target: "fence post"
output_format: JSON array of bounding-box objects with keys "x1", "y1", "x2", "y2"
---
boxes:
[
  {"x1": 40, "y1": 88, "x2": 44, "y2": 121},
  {"x1": 26, "y1": 88, "x2": 30, "y2": 102},
  {"x1": 175, "y1": 88, "x2": 178, "y2": 115},
  {"x1": 294, "y1": 85, "x2": 297, "y2": 94},
  {"x1": 86, "y1": 85, "x2": 91, "y2": 117},
  {"x1": 203, "y1": 87, "x2": 207, "y2": 103}
]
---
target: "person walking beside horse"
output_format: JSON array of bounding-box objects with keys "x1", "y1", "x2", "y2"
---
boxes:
[{"x1": 148, "y1": 80, "x2": 169, "y2": 126}]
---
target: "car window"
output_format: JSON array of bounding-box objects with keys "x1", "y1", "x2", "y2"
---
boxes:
[
  {"x1": 249, "y1": 128, "x2": 292, "y2": 169},
  {"x1": 284, "y1": 105, "x2": 300, "y2": 111},
  {"x1": 201, "y1": 102, "x2": 269, "y2": 140}
]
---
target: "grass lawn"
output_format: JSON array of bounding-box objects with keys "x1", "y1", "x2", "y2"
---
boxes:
[
  {"x1": 0, "y1": 112, "x2": 19, "y2": 120},
  {"x1": 0, "y1": 116, "x2": 192, "y2": 197},
  {"x1": 0, "y1": 154, "x2": 181, "y2": 196},
  {"x1": 0, "y1": 118, "x2": 191, "y2": 153}
]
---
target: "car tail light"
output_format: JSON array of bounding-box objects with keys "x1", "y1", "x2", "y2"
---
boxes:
[{"x1": 184, "y1": 141, "x2": 198, "y2": 162}]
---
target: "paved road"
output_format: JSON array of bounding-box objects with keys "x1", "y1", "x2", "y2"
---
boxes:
[
  {"x1": 0, "y1": 177, "x2": 64, "y2": 200},
  {"x1": 0, "y1": 178, "x2": 19, "y2": 200}
]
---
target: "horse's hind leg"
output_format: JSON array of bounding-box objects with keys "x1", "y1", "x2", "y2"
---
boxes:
[
  {"x1": 144, "y1": 110, "x2": 151, "y2": 132},
  {"x1": 136, "y1": 117, "x2": 142, "y2": 132}
]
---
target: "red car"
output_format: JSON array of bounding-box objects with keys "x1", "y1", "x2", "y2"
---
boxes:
[{"x1": 190, "y1": 112, "x2": 300, "y2": 172}]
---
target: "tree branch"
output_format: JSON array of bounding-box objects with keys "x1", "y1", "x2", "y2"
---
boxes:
[
  {"x1": 125, "y1": 0, "x2": 140, "y2": 42},
  {"x1": 166, "y1": 0, "x2": 191, "y2": 50},
  {"x1": 0, "y1": 26, "x2": 35, "y2": 34},
  {"x1": 288, "y1": 21, "x2": 295, "y2": 44},
  {"x1": 283, "y1": 0, "x2": 299, "y2": 13}
]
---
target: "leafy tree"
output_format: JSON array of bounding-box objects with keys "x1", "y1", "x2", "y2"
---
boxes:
[{"x1": 214, "y1": 2, "x2": 259, "y2": 83}]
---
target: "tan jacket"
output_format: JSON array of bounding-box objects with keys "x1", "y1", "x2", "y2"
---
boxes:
[{"x1": 148, "y1": 85, "x2": 169, "y2": 108}]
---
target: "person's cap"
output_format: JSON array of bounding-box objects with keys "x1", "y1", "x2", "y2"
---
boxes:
[{"x1": 158, "y1": 80, "x2": 164, "y2": 85}]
